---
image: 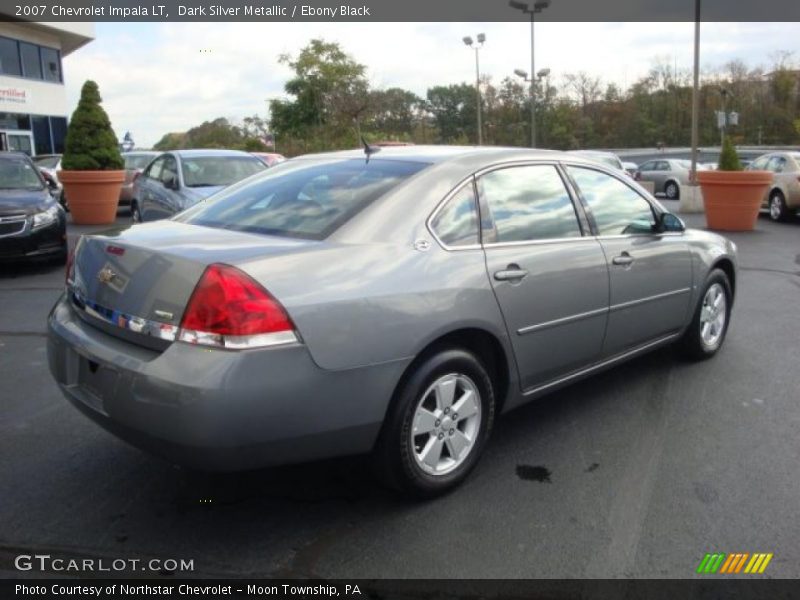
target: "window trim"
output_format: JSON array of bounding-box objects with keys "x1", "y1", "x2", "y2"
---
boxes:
[
  {"x1": 426, "y1": 175, "x2": 482, "y2": 251},
  {"x1": 477, "y1": 161, "x2": 588, "y2": 248},
  {"x1": 561, "y1": 162, "x2": 676, "y2": 239}
]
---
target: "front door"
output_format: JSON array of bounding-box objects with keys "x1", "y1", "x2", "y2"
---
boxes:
[
  {"x1": 479, "y1": 163, "x2": 610, "y2": 391},
  {"x1": 565, "y1": 165, "x2": 693, "y2": 357}
]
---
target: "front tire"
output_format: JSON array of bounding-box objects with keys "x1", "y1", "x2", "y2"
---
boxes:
[
  {"x1": 374, "y1": 348, "x2": 495, "y2": 498},
  {"x1": 679, "y1": 269, "x2": 732, "y2": 360},
  {"x1": 769, "y1": 190, "x2": 789, "y2": 222}
]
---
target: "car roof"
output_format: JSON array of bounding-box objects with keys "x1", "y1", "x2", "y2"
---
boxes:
[
  {"x1": 296, "y1": 145, "x2": 571, "y2": 167},
  {"x1": 170, "y1": 149, "x2": 256, "y2": 158}
]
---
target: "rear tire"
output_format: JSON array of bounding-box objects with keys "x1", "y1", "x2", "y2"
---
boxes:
[
  {"x1": 769, "y1": 190, "x2": 789, "y2": 222},
  {"x1": 131, "y1": 201, "x2": 142, "y2": 223},
  {"x1": 679, "y1": 269, "x2": 732, "y2": 360},
  {"x1": 664, "y1": 180, "x2": 679, "y2": 200},
  {"x1": 373, "y1": 348, "x2": 495, "y2": 498}
]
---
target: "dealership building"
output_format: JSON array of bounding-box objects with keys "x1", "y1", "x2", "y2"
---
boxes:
[{"x1": 0, "y1": 21, "x2": 93, "y2": 155}]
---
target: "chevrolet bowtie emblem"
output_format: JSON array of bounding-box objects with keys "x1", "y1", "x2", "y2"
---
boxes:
[{"x1": 97, "y1": 267, "x2": 116, "y2": 284}]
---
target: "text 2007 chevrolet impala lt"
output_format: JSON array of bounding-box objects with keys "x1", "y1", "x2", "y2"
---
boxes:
[{"x1": 47, "y1": 146, "x2": 737, "y2": 496}]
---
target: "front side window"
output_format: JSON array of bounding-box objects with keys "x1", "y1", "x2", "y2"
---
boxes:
[
  {"x1": 749, "y1": 155, "x2": 769, "y2": 170},
  {"x1": 145, "y1": 157, "x2": 165, "y2": 180},
  {"x1": 639, "y1": 161, "x2": 654, "y2": 172},
  {"x1": 160, "y1": 156, "x2": 178, "y2": 185},
  {"x1": 568, "y1": 166, "x2": 655, "y2": 236},
  {"x1": 431, "y1": 182, "x2": 479, "y2": 247},
  {"x1": 478, "y1": 165, "x2": 582, "y2": 243},
  {"x1": 176, "y1": 158, "x2": 427, "y2": 240},
  {"x1": 766, "y1": 156, "x2": 787, "y2": 173}
]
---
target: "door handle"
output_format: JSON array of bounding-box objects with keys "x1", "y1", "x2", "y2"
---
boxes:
[
  {"x1": 494, "y1": 267, "x2": 529, "y2": 282},
  {"x1": 612, "y1": 253, "x2": 634, "y2": 266}
]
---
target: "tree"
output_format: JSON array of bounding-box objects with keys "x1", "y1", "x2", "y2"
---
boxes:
[
  {"x1": 62, "y1": 80, "x2": 123, "y2": 170},
  {"x1": 269, "y1": 39, "x2": 371, "y2": 149},
  {"x1": 426, "y1": 83, "x2": 477, "y2": 143}
]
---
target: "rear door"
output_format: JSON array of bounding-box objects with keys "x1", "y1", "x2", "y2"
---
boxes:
[
  {"x1": 565, "y1": 165, "x2": 692, "y2": 357},
  {"x1": 479, "y1": 163, "x2": 610, "y2": 391}
]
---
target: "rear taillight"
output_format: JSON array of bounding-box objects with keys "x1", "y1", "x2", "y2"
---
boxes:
[
  {"x1": 65, "y1": 237, "x2": 81, "y2": 286},
  {"x1": 133, "y1": 171, "x2": 141, "y2": 183},
  {"x1": 634, "y1": 172, "x2": 642, "y2": 181},
  {"x1": 178, "y1": 263, "x2": 298, "y2": 350}
]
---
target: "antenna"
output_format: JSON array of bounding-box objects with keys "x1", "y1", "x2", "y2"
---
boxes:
[{"x1": 361, "y1": 136, "x2": 380, "y2": 162}]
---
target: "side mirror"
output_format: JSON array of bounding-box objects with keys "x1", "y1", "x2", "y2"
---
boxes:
[
  {"x1": 163, "y1": 176, "x2": 178, "y2": 190},
  {"x1": 656, "y1": 212, "x2": 685, "y2": 233}
]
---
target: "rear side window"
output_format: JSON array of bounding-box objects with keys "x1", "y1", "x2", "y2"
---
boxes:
[
  {"x1": 568, "y1": 166, "x2": 655, "y2": 236},
  {"x1": 478, "y1": 165, "x2": 581, "y2": 243},
  {"x1": 176, "y1": 158, "x2": 427, "y2": 240},
  {"x1": 431, "y1": 182, "x2": 479, "y2": 247}
]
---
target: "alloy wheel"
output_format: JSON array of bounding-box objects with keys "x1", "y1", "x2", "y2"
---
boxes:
[
  {"x1": 410, "y1": 373, "x2": 482, "y2": 476},
  {"x1": 699, "y1": 283, "x2": 727, "y2": 349}
]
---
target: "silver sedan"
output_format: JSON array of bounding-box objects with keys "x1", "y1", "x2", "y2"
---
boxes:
[{"x1": 47, "y1": 146, "x2": 738, "y2": 497}]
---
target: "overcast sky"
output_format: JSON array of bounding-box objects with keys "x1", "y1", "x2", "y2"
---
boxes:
[{"x1": 62, "y1": 22, "x2": 797, "y2": 148}]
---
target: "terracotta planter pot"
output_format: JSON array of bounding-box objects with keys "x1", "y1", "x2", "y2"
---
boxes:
[
  {"x1": 697, "y1": 170, "x2": 772, "y2": 231},
  {"x1": 58, "y1": 170, "x2": 125, "y2": 225}
]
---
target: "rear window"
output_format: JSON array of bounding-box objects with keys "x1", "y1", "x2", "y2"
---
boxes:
[
  {"x1": 176, "y1": 158, "x2": 427, "y2": 240},
  {"x1": 33, "y1": 156, "x2": 59, "y2": 169},
  {"x1": 124, "y1": 154, "x2": 156, "y2": 170}
]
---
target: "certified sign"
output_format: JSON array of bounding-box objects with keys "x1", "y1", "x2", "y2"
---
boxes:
[{"x1": 0, "y1": 87, "x2": 30, "y2": 105}]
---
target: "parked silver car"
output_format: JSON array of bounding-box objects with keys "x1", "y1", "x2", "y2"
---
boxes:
[
  {"x1": 747, "y1": 152, "x2": 800, "y2": 221},
  {"x1": 131, "y1": 149, "x2": 266, "y2": 222},
  {"x1": 568, "y1": 150, "x2": 630, "y2": 176},
  {"x1": 634, "y1": 158, "x2": 706, "y2": 200},
  {"x1": 120, "y1": 151, "x2": 159, "y2": 209},
  {"x1": 48, "y1": 146, "x2": 738, "y2": 496}
]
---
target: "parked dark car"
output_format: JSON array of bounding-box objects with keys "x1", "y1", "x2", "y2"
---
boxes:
[
  {"x1": 120, "y1": 151, "x2": 159, "y2": 209},
  {"x1": 48, "y1": 146, "x2": 737, "y2": 497},
  {"x1": 131, "y1": 149, "x2": 266, "y2": 222},
  {"x1": 0, "y1": 152, "x2": 67, "y2": 263}
]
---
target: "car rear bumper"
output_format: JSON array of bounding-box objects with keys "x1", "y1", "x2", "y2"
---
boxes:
[{"x1": 47, "y1": 294, "x2": 408, "y2": 471}]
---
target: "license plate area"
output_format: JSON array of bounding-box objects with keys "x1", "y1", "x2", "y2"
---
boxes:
[{"x1": 71, "y1": 352, "x2": 119, "y2": 416}]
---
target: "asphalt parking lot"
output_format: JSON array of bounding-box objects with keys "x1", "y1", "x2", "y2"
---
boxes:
[{"x1": 1, "y1": 204, "x2": 799, "y2": 579}]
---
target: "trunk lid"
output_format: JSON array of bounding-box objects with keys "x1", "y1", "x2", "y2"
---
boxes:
[{"x1": 70, "y1": 221, "x2": 317, "y2": 349}]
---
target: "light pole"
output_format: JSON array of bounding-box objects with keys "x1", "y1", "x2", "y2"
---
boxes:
[
  {"x1": 689, "y1": 0, "x2": 701, "y2": 184},
  {"x1": 509, "y1": 0, "x2": 550, "y2": 147},
  {"x1": 463, "y1": 33, "x2": 486, "y2": 145},
  {"x1": 514, "y1": 67, "x2": 550, "y2": 146}
]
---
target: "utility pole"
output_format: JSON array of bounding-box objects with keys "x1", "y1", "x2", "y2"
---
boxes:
[{"x1": 689, "y1": 0, "x2": 701, "y2": 184}]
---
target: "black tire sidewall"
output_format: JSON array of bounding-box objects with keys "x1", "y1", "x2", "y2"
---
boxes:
[
  {"x1": 770, "y1": 192, "x2": 786, "y2": 221},
  {"x1": 666, "y1": 181, "x2": 679, "y2": 199},
  {"x1": 379, "y1": 348, "x2": 495, "y2": 497},
  {"x1": 683, "y1": 269, "x2": 733, "y2": 359}
]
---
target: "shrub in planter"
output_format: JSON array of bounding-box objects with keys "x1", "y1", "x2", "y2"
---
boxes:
[
  {"x1": 697, "y1": 136, "x2": 771, "y2": 231},
  {"x1": 58, "y1": 80, "x2": 125, "y2": 225}
]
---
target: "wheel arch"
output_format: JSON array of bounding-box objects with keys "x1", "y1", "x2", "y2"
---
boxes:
[
  {"x1": 712, "y1": 257, "x2": 736, "y2": 299},
  {"x1": 385, "y1": 327, "x2": 513, "y2": 424}
]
